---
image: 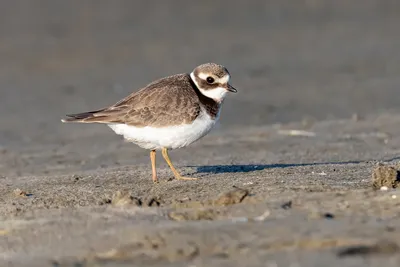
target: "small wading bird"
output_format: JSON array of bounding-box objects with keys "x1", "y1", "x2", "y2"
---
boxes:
[{"x1": 62, "y1": 63, "x2": 237, "y2": 182}]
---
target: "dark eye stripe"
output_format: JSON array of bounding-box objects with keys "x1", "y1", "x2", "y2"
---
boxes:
[{"x1": 194, "y1": 76, "x2": 219, "y2": 90}]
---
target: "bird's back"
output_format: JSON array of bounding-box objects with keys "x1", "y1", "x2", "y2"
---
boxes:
[{"x1": 63, "y1": 73, "x2": 202, "y2": 128}]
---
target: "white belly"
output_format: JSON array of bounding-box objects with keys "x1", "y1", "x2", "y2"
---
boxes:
[{"x1": 107, "y1": 110, "x2": 218, "y2": 150}]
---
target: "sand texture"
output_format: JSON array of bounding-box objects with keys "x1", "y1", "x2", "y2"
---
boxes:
[{"x1": 2, "y1": 1, "x2": 400, "y2": 266}]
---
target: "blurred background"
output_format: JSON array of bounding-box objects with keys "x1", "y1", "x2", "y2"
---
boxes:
[{"x1": 0, "y1": 0, "x2": 400, "y2": 149}]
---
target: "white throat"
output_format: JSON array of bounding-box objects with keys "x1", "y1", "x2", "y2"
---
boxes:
[{"x1": 190, "y1": 72, "x2": 228, "y2": 103}]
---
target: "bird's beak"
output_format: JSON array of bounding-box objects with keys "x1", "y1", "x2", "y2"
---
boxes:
[{"x1": 226, "y1": 83, "x2": 237, "y2": 93}]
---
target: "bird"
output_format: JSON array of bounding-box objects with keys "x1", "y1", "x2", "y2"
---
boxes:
[{"x1": 62, "y1": 63, "x2": 237, "y2": 182}]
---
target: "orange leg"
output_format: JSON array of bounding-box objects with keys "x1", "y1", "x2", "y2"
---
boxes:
[
  {"x1": 161, "y1": 148, "x2": 197, "y2": 181},
  {"x1": 150, "y1": 150, "x2": 158, "y2": 183}
]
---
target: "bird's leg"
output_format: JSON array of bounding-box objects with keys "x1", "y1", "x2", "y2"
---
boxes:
[
  {"x1": 150, "y1": 150, "x2": 158, "y2": 183},
  {"x1": 161, "y1": 148, "x2": 197, "y2": 180}
]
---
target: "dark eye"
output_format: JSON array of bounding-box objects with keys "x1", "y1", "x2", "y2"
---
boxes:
[{"x1": 206, "y1": 77, "x2": 215, "y2": 84}]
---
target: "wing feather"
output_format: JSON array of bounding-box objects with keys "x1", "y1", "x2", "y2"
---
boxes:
[{"x1": 61, "y1": 74, "x2": 201, "y2": 127}]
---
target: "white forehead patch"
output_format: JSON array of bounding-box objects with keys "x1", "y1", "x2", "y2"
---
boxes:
[
  {"x1": 218, "y1": 75, "x2": 230, "y2": 84},
  {"x1": 198, "y1": 72, "x2": 209, "y2": 80}
]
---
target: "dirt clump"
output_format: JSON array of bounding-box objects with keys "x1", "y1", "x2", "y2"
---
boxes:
[
  {"x1": 168, "y1": 209, "x2": 221, "y2": 221},
  {"x1": 111, "y1": 191, "x2": 142, "y2": 207},
  {"x1": 372, "y1": 164, "x2": 400, "y2": 189},
  {"x1": 213, "y1": 186, "x2": 249, "y2": 206}
]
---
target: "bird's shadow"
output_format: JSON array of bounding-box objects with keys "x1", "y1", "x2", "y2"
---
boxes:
[{"x1": 188, "y1": 160, "x2": 364, "y2": 174}]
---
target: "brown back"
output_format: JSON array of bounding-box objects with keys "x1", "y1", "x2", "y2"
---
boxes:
[{"x1": 64, "y1": 73, "x2": 220, "y2": 127}]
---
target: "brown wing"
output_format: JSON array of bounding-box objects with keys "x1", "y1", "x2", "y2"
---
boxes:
[{"x1": 62, "y1": 74, "x2": 201, "y2": 128}]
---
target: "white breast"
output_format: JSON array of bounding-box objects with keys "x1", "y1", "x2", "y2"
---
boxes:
[{"x1": 107, "y1": 108, "x2": 218, "y2": 150}]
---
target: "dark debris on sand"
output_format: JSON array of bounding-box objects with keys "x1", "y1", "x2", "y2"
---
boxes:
[{"x1": 337, "y1": 240, "x2": 400, "y2": 257}]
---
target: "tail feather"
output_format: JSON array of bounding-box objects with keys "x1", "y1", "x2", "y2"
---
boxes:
[{"x1": 61, "y1": 109, "x2": 106, "y2": 123}]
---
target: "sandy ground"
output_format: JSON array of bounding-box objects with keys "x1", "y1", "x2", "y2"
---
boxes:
[{"x1": 2, "y1": 1, "x2": 400, "y2": 266}]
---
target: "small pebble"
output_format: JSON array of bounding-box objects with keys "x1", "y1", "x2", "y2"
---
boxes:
[{"x1": 323, "y1": 213, "x2": 335, "y2": 219}]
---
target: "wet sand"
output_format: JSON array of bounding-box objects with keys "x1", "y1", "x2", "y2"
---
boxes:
[{"x1": 1, "y1": 1, "x2": 400, "y2": 266}]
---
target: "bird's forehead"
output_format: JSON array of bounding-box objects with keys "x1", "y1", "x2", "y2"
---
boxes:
[{"x1": 195, "y1": 63, "x2": 229, "y2": 78}]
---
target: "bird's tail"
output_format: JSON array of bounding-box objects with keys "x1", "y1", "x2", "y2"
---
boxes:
[{"x1": 61, "y1": 109, "x2": 108, "y2": 123}]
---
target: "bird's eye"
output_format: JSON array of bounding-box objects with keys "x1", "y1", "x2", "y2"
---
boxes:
[{"x1": 206, "y1": 77, "x2": 215, "y2": 84}]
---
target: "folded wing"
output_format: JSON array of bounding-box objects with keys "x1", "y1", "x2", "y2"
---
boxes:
[{"x1": 61, "y1": 74, "x2": 201, "y2": 128}]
